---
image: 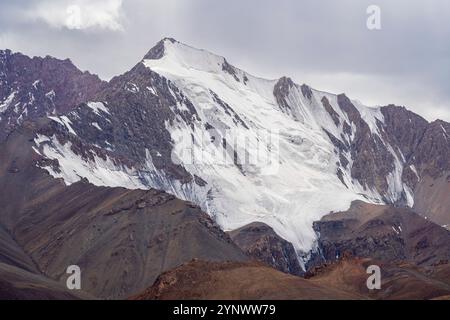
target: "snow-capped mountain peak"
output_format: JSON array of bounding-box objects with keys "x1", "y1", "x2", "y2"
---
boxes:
[
  {"x1": 26, "y1": 39, "x2": 450, "y2": 262},
  {"x1": 143, "y1": 38, "x2": 252, "y2": 84}
]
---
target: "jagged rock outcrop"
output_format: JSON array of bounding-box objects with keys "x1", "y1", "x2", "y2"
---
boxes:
[
  {"x1": 228, "y1": 222, "x2": 303, "y2": 276},
  {"x1": 380, "y1": 106, "x2": 450, "y2": 225},
  {"x1": 0, "y1": 49, "x2": 105, "y2": 141}
]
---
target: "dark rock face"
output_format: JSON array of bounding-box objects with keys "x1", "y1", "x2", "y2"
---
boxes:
[
  {"x1": 379, "y1": 105, "x2": 431, "y2": 192},
  {"x1": 379, "y1": 106, "x2": 450, "y2": 220},
  {"x1": 82, "y1": 62, "x2": 197, "y2": 181},
  {"x1": 210, "y1": 90, "x2": 249, "y2": 129},
  {"x1": 306, "y1": 92, "x2": 449, "y2": 218},
  {"x1": 300, "y1": 84, "x2": 313, "y2": 100},
  {"x1": 37, "y1": 60, "x2": 200, "y2": 185},
  {"x1": 379, "y1": 106, "x2": 429, "y2": 165},
  {"x1": 310, "y1": 201, "x2": 450, "y2": 269},
  {"x1": 377, "y1": 105, "x2": 450, "y2": 189},
  {"x1": 273, "y1": 76, "x2": 295, "y2": 111},
  {"x1": 321, "y1": 96, "x2": 340, "y2": 126},
  {"x1": 336, "y1": 95, "x2": 397, "y2": 200},
  {"x1": 228, "y1": 222, "x2": 303, "y2": 276},
  {"x1": 222, "y1": 59, "x2": 240, "y2": 82},
  {"x1": 0, "y1": 50, "x2": 105, "y2": 141},
  {"x1": 143, "y1": 38, "x2": 172, "y2": 60},
  {"x1": 410, "y1": 119, "x2": 450, "y2": 179}
]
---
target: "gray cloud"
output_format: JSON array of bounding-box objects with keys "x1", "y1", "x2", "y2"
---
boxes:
[{"x1": 0, "y1": 0, "x2": 449, "y2": 121}]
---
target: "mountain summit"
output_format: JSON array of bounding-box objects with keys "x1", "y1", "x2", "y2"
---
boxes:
[
  {"x1": 143, "y1": 37, "x2": 248, "y2": 83},
  {"x1": 2, "y1": 39, "x2": 449, "y2": 260}
]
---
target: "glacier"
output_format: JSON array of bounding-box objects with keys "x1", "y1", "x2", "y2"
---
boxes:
[{"x1": 34, "y1": 39, "x2": 415, "y2": 260}]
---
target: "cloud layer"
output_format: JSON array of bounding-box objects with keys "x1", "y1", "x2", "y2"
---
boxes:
[
  {"x1": 25, "y1": 0, "x2": 124, "y2": 31},
  {"x1": 0, "y1": 0, "x2": 449, "y2": 121}
]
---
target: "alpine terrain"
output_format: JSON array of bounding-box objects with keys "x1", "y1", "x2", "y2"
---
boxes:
[{"x1": 0, "y1": 38, "x2": 448, "y2": 299}]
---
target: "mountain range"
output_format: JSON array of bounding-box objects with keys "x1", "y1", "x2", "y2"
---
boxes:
[{"x1": 0, "y1": 38, "x2": 449, "y2": 300}]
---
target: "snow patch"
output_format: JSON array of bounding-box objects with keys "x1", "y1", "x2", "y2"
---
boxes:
[
  {"x1": 86, "y1": 102, "x2": 110, "y2": 116},
  {"x1": 48, "y1": 115, "x2": 77, "y2": 136},
  {"x1": 91, "y1": 122, "x2": 102, "y2": 130},
  {"x1": 0, "y1": 91, "x2": 16, "y2": 113}
]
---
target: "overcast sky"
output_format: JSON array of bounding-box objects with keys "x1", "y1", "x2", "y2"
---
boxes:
[{"x1": 0, "y1": 0, "x2": 449, "y2": 121}]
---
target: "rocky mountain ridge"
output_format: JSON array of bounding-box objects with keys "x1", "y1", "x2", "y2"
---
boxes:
[{"x1": 1, "y1": 38, "x2": 449, "y2": 261}]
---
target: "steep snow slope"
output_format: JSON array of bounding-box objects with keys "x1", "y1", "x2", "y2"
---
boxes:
[
  {"x1": 141, "y1": 40, "x2": 402, "y2": 253},
  {"x1": 33, "y1": 39, "x2": 418, "y2": 260}
]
